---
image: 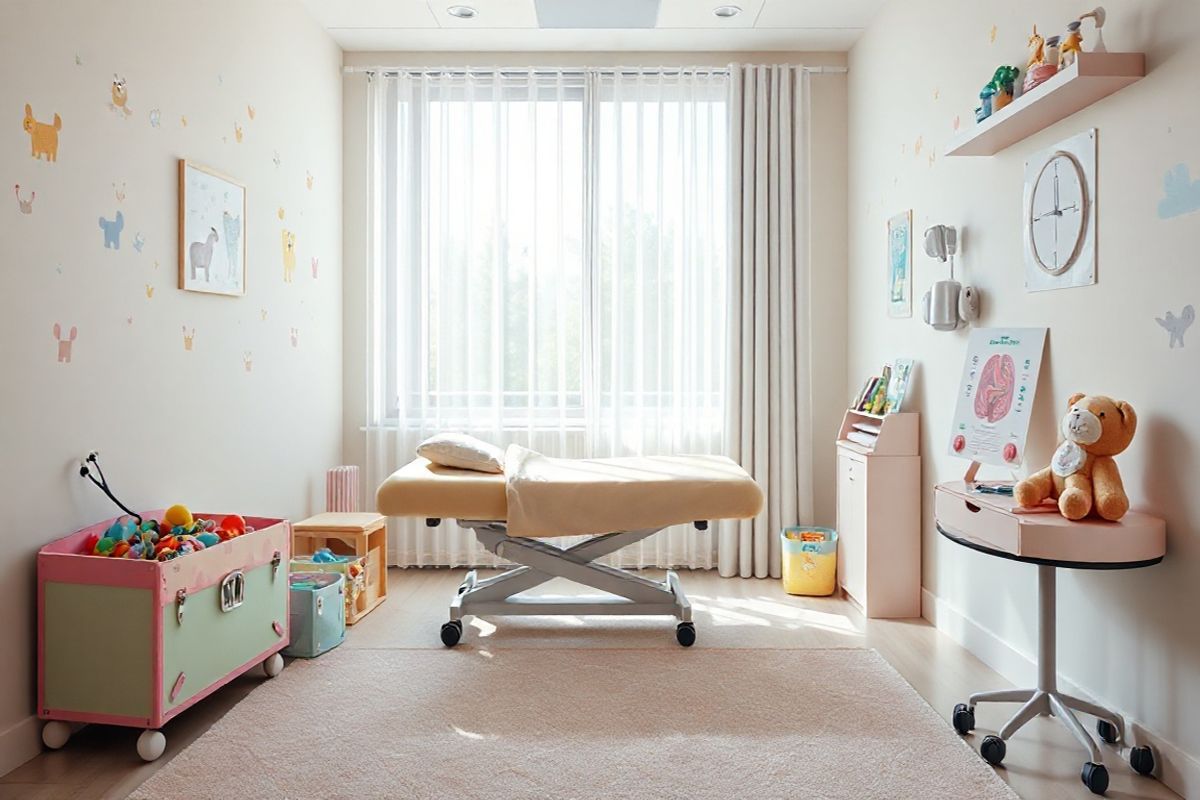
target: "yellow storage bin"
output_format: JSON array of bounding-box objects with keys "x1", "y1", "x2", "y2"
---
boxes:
[{"x1": 781, "y1": 526, "x2": 838, "y2": 596}]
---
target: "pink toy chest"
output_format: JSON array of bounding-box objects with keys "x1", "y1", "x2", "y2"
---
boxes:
[{"x1": 37, "y1": 512, "x2": 291, "y2": 738}]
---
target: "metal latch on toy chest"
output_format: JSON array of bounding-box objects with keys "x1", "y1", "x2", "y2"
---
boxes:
[
  {"x1": 271, "y1": 550, "x2": 282, "y2": 577},
  {"x1": 175, "y1": 588, "x2": 187, "y2": 625}
]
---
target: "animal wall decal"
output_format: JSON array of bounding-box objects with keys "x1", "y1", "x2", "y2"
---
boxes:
[
  {"x1": 243, "y1": 351, "x2": 253, "y2": 372},
  {"x1": 247, "y1": 105, "x2": 255, "y2": 120},
  {"x1": 290, "y1": 328, "x2": 299, "y2": 348},
  {"x1": 133, "y1": 232, "x2": 145, "y2": 252},
  {"x1": 272, "y1": 150, "x2": 281, "y2": 168},
  {"x1": 145, "y1": 283, "x2": 154, "y2": 298},
  {"x1": 149, "y1": 108, "x2": 161, "y2": 128},
  {"x1": 311, "y1": 256, "x2": 318, "y2": 279},
  {"x1": 113, "y1": 182, "x2": 126, "y2": 203},
  {"x1": 52, "y1": 323, "x2": 77, "y2": 363},
  {"x1": 182, "y1": 326, "x2": 196, "y2": 351},
  {"x1": 99, "y1": 211, "x2": 124, "y2": 249},
  {"x1": 306, "y1": 171, "x2": 313, "y2": 190},
  {"x1": 188, "y1": 226, "x2": 219, "y2": 282},
  {"x1": 14, "y1": 184, "x2": 34, "y2": 214},
  {"x1": 222, "y1": 211, "x2": 241, "y2": 279},
  {"x1": 260, "y1": 308, "x2": 268, "y2": 321},
  {"x1": 281, "y1": 229, "x2": 296, "y2": 282},
  {"x1": 23, "y1": 104, "x2": 62, "y2": 162},
  {"x1": 110, "y1": 75, "x2": 132, "y2": 117},
  {"x1": 1156, "y1": 305, "x2": 1195, "y2": 348},
  {"x1": 234, "y1": 122, "x2": 243, "y2": 143}
]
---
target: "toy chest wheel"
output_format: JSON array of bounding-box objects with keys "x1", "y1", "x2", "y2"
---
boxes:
[{"x1": 37, "y1": 511, "x2": 290, "y2": 755}]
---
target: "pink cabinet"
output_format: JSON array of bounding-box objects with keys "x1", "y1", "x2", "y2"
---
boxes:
[{"x1": 835, "y1": 410, "x2": 921, "y2": 618}]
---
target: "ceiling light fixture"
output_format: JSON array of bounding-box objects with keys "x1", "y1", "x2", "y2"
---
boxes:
[
  {"x1": 713, "y1": 5, "x2": 741, "y2": 18},
  {"x1": 447, "y1": 5, "x2": 477, "y2": 19}
]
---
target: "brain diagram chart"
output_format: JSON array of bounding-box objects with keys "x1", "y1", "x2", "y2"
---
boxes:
[{"x1": 949, "y1": 329, "x2": 1047, "y2": 468}]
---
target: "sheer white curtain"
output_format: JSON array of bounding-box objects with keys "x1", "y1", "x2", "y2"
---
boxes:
[{"x1": 364, "y1": 67, "x2": 730, "y2": 568}]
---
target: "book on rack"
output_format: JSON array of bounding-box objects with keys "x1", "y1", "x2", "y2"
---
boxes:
[
  {"x1": 868, "y1": 365, "x2": 891, "y2": 414},
  {"x1": 884, "y1": 358, "x2": 914, "y2": 413},
  {"x1": 851, "y1": 376, "x2": 877, "y2": 411},
  {"x1": 852, "y1": 421, "x2": 882, "y2": 435}
]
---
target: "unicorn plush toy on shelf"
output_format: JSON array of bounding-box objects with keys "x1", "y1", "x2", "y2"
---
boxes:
[{"x1": 1023, "y1": 24, "x2": 1059, "y2": 92}]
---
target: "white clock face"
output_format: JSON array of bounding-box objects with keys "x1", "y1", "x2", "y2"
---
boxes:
[{"x1": 1029, "y1": 152, "x2": 1087, "y2": 275}]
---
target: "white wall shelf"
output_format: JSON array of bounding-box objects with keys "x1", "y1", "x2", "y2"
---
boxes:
[{"x1": 944, "y1": 52, "x2": 1145, "y2": 157}]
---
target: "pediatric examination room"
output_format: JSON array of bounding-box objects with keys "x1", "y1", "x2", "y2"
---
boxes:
[{"x1": 3, "y1": 0, "x2": 1199, "y2": 797}]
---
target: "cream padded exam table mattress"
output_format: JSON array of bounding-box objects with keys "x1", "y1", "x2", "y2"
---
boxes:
[{"x1": 377, "y1": 446, "x2": 764, "y2": 538}]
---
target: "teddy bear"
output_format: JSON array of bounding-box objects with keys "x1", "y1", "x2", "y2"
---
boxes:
[{"x1": 1014, "y1": 393, "x2": 1137, "y2": 521}]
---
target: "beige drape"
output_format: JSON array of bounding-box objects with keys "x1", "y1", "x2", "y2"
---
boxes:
[{"x1": 720, "y1": 65, "x2": 814, "y2": 579}]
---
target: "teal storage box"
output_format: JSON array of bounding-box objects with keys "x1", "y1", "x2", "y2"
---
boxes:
[{"x1": 284, "y1": 573, "x2": 346, "y2": 658}]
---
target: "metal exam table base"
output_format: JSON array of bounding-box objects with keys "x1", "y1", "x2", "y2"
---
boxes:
[
  {"x1": 432, "y1": 520, "x2": 697, "y2": 647},
  {"x1": 934, "y1": 481, "x2": 1166, "y2": 796},
  {"x1": 377, "y1": 454, "x2": 764, "y2": 648}
]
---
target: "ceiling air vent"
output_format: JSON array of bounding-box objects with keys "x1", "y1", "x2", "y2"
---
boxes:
[{"x1": 534, "y1": 0, "x2": 661, "y2": 29}]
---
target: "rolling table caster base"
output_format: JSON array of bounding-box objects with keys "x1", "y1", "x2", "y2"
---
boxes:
[{"x1": 952, "y1": 565, "x2": 1159, "y2": 796}]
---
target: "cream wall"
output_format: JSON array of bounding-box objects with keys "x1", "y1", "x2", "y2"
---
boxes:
[
  {"x1": 0, "y1": 0, "x2": 342, "y2": 772},
  {"x1": 341, "y1": 50, "x2": 848, "y2": 530},
  {"x1": 848, "y1": 0, "x2": 1200, "y2": 788}
]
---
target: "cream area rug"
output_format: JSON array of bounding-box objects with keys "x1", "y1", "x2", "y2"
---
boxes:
[{"x1": 130, "y1": 648, "x2": 1016, "y2": 800}]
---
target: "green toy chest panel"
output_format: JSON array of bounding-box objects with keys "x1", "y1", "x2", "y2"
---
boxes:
[
  {"x1": 161, "y1": 558, "x2": 287, "y2": 711},
  {"x1": 43, "y1": 583, "x2": 154, "y2": 720}
]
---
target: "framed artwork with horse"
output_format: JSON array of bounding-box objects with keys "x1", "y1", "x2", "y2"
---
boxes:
[{"x1": 178, "y1": 160, "x2": 246, "y2": 296}]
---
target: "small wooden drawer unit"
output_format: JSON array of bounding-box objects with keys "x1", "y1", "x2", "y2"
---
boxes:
[{"x1": 292, "y1": 512, "x2": 388, "y2": 624}]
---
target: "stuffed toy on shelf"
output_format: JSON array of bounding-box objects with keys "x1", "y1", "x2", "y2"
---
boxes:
[{"x1": 1014, "y1": 393, "x2": 1137, "y2": 521}]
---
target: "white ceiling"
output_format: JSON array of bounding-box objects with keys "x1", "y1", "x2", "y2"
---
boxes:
[{"x1": 299, "y1": 0, "x2": 886, "y2": 52}]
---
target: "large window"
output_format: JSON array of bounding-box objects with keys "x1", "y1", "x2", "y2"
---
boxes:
[{"x1": 373, "y1": 67, "x2": 728, "y2": 454}]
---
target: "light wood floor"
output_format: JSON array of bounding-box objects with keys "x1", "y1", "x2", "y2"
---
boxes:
[{"x1": 1, "y1": 568, "x2": 1179, "y2": 800}]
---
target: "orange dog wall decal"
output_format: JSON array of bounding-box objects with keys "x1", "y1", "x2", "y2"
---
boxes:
[{"x1": 23, "y1": 104, "x2": 62, "y2": 162}]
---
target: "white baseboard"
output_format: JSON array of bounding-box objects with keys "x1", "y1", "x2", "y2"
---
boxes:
[
  {"x1": 922, "y1": 587, "x2": 1200, "y2": 799},
  {"x1": 0, "y1": 715, "x2": 41, "y2": 778}
]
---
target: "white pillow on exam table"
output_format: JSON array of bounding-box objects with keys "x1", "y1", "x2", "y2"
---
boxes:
[{"x1": 416, "y1": 433, "x2": 506, "y2": 473}]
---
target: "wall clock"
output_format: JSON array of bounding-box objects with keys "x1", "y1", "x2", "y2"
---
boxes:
[{"x1": 1023, "y1": 129, "x2": 1097, "y2": 292}]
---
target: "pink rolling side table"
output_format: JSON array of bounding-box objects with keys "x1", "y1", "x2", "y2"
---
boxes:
[{"x1": 934, "y1": 481, "x2": 1166, "y2": 796}]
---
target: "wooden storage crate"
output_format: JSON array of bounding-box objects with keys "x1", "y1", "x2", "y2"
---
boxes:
[
  {"x1": 292, "y1": 513, "x2": 387, "y2": 624},
  {"x1": 37, "y1": 511, "x2": 290, "y2": 760}
]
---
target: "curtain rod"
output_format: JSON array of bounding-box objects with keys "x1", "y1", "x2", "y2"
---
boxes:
[{"x1": 343, "y1": 64, "x2": 847, "y2": 76}]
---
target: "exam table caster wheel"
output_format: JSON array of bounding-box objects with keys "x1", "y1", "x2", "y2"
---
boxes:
[
  {"x1": 441, "y1": 620, "x2": 463, "y2": 647},
  {"x1": 952, "y1": 703, "x2": 976, "y2": 735},
  {"x1": 1081, "y1": 761, "x2": 1109, "y2": 795},
  {"x1": 1096, "y1": 719, "x2": 1119, "y2": 744},
  {"x1": 137, "y1": 730, "x2": 167, "y2": 762},
  {"x1": 675, "y1": 622, "x2": 696, "y2": 647},
  {"x1": 1129, "y1": 745, "x2": 1155, "y2": 776},
  {"x1": 41, "y1": 721, "x2": 71, "y2": 750},
  {"x1": 262, "y1": 653, "x2": 284, "y2": 678},
  {"x1": 980, "y1": 735, "x2": 1006, "y2": 766}
]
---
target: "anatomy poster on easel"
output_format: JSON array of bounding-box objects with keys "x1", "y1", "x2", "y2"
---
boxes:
[{"x1": 948, "y1": 328, "x2": 1047, "y2": 467}]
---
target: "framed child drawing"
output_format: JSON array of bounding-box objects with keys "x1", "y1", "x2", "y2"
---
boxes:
[
  {"x1": 178, "y1": 160, "x2": 245, "y2": 296},
  {"x1": 887, "y1": 210, "x2": 912, "y2": 318}
]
